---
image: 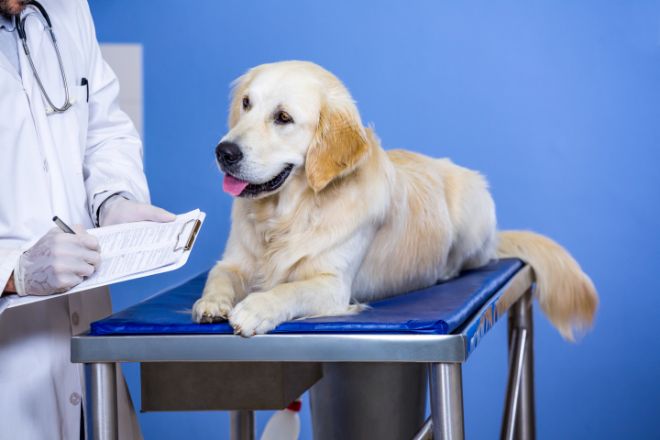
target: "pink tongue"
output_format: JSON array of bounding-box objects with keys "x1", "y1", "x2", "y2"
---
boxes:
[{"x1": 223, "y1": 174, "x2": 250, "y2": 196}]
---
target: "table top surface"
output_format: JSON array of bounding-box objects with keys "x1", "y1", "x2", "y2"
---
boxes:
[{"x1": 72, "y1": 260, "x2": 533, "y2": 364}]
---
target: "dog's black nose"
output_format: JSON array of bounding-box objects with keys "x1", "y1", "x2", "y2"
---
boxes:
[{"x1": 216, "y1": 142, "x2": 244, "y2": 167}]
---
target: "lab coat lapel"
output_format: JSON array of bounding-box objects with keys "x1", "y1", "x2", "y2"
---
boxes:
[
  {"x1": 19, "y1": 8, "x2": 45, "y2": 57},
  {"x1": 17, "y1": 14, "x2": 72, "y2": 224},
  {"x1": 15, "y1": 9, "x2": 40, "y2": 104},
  {"x1": 20, "y1": 7, "x2": 68, "y2": 111}
]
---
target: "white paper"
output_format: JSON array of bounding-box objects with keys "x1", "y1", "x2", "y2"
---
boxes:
[{"x1": 0, "y1": 209, "x2": 205, "y2": 315}]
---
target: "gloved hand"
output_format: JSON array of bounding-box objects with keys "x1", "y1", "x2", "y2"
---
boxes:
[
  {"x1": 99, "y1": 196, "x2": 176, "y2": 227},
  {"x1": 14, "y1": 226, "x2": 101, "y2": 296}
]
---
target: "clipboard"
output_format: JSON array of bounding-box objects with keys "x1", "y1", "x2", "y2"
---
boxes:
[
  {"x1": 68, "y1": 209, "x2": 207, "y2": 294},
  {"x1": 0, "y1": 209, "x2": 206, "y2": 316},
  {"x1": 174, "y1": 218, "x2": 203, "y2": 252}
]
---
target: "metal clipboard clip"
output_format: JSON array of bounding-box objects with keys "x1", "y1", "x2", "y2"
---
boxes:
[{"x1": 173, "y1": 218, "x2": 202, "y2": 252}]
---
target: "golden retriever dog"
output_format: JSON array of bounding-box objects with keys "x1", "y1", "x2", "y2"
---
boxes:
[{"x1": 192, "y1": 60, "x2": 598, "y2": 339}]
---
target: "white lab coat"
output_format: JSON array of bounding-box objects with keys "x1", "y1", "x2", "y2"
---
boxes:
[{"x1": 0, "y1": 0, "x2": 145, "y2": 438}]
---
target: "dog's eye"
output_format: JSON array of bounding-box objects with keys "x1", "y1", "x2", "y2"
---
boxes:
[
  {"x1": 275, "y1": 111, "x2": 294, "y2": 125},
  {"x1": 242, "y1": 96, "x2": 251, "y2": 111}
]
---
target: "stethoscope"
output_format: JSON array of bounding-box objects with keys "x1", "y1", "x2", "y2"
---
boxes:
[{"x1": 15, "y1": 0, "x2": 72, "y2": 113}]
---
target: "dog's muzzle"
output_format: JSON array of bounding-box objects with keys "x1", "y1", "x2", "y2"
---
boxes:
[{"x1": 216, "y1": 141, "x2": 243, "y2": 170}]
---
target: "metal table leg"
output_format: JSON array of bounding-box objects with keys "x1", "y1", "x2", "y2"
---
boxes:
[
  {"x1": 429, "y1": 362, "x2": 464, "y2": 440},
  {"x1": 501, "y1": 290, "x2": 536, "y2": 440},
  {"x1": 411, "y1": 416, "x2": 433, "y2": 440},
  {"x1": 230, "y1": 410, "x2": 255, "y2": 440},
  {"x1": 90, "y1": 362, "x2": 117, "y2": 440},
  {"x1": 501, "y1": 327, "x2": 528, "y2": 440}
]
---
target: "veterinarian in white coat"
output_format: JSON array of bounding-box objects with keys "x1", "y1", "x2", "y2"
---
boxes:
[{"x1": 0, "y1": 0, "x2": 174, "y2": 438}]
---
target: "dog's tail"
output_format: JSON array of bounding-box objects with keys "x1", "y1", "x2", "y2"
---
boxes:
[{"x1": 497, "y1": 230, "x2": 598, "y2": 341}]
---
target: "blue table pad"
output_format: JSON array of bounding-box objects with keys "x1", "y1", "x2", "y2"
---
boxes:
[{"x1": 91, "y1": 259, "x2": 523, "y2": 336}]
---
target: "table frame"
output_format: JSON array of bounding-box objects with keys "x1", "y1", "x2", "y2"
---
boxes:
[{"x1": 73, "y1": 265, "x2": 535, "y2": 440}]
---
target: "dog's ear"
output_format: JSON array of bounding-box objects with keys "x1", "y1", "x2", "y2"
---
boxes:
[{"x1": 306, "y1": 104, "x2": 369, "y2": 193}]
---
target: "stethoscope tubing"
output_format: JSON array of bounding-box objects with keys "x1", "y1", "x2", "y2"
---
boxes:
[{"x1": 15, "y1": 0, "x2": 72, "y2": 113}]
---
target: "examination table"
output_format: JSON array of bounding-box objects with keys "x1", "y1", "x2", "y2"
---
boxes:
[{"x1": 72, "y1": 258, "x2": 535, "y2": 440}]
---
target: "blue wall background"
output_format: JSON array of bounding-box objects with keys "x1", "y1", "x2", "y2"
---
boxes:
[{"x1": 89, "y1": 1, "x2": 660, "y2": 438}]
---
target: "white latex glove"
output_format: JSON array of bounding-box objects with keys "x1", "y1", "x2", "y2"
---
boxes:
[
  {"x1": 99, "y1": 196, "x2": 176, "y2": 227},
  {"x1": 14, "y1": 226, "x2": 101, "y2": 296}
]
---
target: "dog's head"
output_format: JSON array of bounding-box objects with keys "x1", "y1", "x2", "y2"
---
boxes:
[{"x1": 216, "y1": 61, "x2": 370, "y2": 198}]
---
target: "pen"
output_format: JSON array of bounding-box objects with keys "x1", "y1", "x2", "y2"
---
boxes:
[
  {"x1": 80, "y1": 78, "x2": 89, "y2": 103},
  {"x1": 52, "y1": 216, "x2": 76, "y2": 234}
]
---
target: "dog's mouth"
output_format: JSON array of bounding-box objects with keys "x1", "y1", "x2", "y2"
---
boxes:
[{"x1": 223, "y1": 164, "x2": 294, "y2": 197}]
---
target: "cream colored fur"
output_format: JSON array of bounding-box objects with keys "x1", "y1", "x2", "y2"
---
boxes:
[
  {"x1": 498, "y1": 231, "x2": 598, "y2": 340},
  {"x1": 193, "y1": 61, "x2": 598, "y2": 339}
]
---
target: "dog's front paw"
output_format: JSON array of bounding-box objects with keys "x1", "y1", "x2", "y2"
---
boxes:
[
  {"x1": 192, "y1": 297, "x2": 233, "y2": 323},
  {"x1": 229, "y1": 292, "x2": 287, "y2": 337}
]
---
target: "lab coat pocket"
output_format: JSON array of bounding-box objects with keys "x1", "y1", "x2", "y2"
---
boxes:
[
  {"x1": 46, "y1": 83, "x2": 88, "y2": 173},
  {"x1": 72, "y1": 83, "x2": 90, "y2": 155}
]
